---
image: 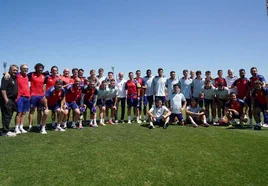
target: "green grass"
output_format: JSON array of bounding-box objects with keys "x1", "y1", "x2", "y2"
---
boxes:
[{"x1": 1, "y1": 118, "x2": 268, "y2": 185}]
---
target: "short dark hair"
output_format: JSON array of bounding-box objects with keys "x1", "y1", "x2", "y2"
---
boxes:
[
  {"x1": 50, "y1": 66, "x2": 58, "y2": 72},
  {"x1": 34, "y1": 63, "x2": 44, "y2": 71}
]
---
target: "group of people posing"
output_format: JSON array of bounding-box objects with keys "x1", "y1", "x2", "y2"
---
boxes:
[{"x1": 0, "y1": 63, "x2": 267, "y2": 137}]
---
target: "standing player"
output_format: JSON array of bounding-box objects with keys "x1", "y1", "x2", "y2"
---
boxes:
[
  {"x1": 28, "y1": 63, "x2": 46, "y2": 132},
  {"x1": 249, "y1": 67, "x2": 266, "y2": 89},
  {"x1": 143, "y1": 69, "x2": 154, "y2": 122},
  {"x1": 191, "y1": 70, "x2": 205, "y2": 107},
  {"x1": 80, "y1": 80, "x2": 98, "y2": 127},
  {"x1": 105, "y1": 72, "x2": 114, "y2": 85},
  {"x1": 179, "y1": 69, "x2": 192, "y2": 105},
  {"x1": 64, "y1": 77, "x2": 82, "y2": 128},
  {"x1": 14, "y1": 64, "x2": 30, "y2": 134},
  {"x1": 97, "y1": 68, "x2": 106, "y2": 85},
  {"x1": 169, "y1": 84, "x2": 187, "y2": 126},
  {"x1": 215, "y1": 83, "x2": 229, "y2": 124},
  {"x1": 166, "y1": 71, "x2": 179, "y2": 107},
  {"x1": 44, "y1": 79, "x2": 66, "y2": 133},
  {"x1": 147, "y1": 99, "x2": 171, "y2": 129},
  {"x1": 190, "y1": 70, "x2": 195, "y2": 80},
  {"x1": 78, "y1": 68, "x2": 86, "y2": 85},
  {"x1": 105, "y1": 79, "x2": 118, "y2": 124},
  {"x1": 225, "y1": 69, "x2": 238, "y2": 94},
  {"x1": 214, "y1": 70, "x2": 227, "y2": 88},
  {"x1": 96, "y1": 80, "x2": 109, "y2": 126},
  {"x1": 60, "y1": 68, "x2": 72, "y2": 86},
  {"x1": 88, "y1": 69, "x2": 99, "y2": 87},
  {"x1": 152, "y1": 68, "x2": 167, "y2": 104},
  {"x1": 115, "y1": 72, "x2": 127, "y2": 123},
  {"x1": 199, "y1": 80, "x2": 216, "y2": 123},
  {"x1": 251, "y1": 80, "x2": 268, "y2": 128},
  {"x1": 135, "y1": 70, "x2": 145, "y2": 121},
  {"x1": 126, "y1": 72, "x2": 141, "y2": 124}
]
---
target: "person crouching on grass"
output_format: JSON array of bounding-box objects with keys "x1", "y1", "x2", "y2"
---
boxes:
[
  {"x1": 147, "y1": 99, "x2": 171, "y2": 129},
  {"x1": 186, "y1": 98, "x2": 209, "y2": 127},
  {"x1": 225, "y1": 92, "x2": 249, "y2": 127}
]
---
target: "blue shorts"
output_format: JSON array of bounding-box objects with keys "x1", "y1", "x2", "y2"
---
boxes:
[
  {"x1": 16, "y1": 96, "x2": 30, "y2": 113},
  {"x1": 127, "y1": 98, "x2": 138, "y2": 108},
  {"x1": 143, "y1": 95, "x2": 153, "y2": 106},
  {"x1": 30, "y1": 96, "x2": 44, "y2": 109},
  {"x1": 106, "y1": 99, "x2": 115, "y2": 108},
  {"x1": 170, "y1": 113, "x2": 184, "y2": 122},
  {"x1": 84, "y1": 100, "x2": 94, "y2": 109},
  {"x1": 153, "y1": 118, "x2": 165, "y2": 125},
  {"x1": 66, "y1": 102, "x2": 79, "y2": 110},
  {"x1": 155, "y1": 96, "x2": 166, "y2": 104},
  {"x1": 97, "y1": 99, "x2": 105, "y2": 107},
  {"x1": 48, "y1": 104, "x2": 60, "y2": 111}
]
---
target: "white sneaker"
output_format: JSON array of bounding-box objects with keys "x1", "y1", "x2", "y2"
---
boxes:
[
  {"x1": 99, "y1": 122, "x2": 106, "y2": 126},
  {"x1": 262, "y1": 124, "x2": 268, "y2": 128},
  {"x1": 137, "y1": 120, "x2": 142, "y2": 124},
  {"x1": 2, "y1": 131, "x2": 16, "y2": 137},
  {"x1": 128, "y1": 120, "x2": 131, "y2": 124},
  {"x1": 15, "y1": 128, "x2": 22, "y2": 134},
  {"x1": 256, "y1": 123, "x2": 263, "y2": 127},
  {"x1": 40, "y1": 129, "x2": 47, "y2": 134},
  {"x1": 90, "y1": 124, "x2": 98, "y2": 128},
  {"x1": 115, "y1": 120, "x2": 118, "y2": 124},
  {"x1": 20, "y1": 128, "x2": 27, "y2": 133},
  {"x1": 55, "y1": 127, "x2": 65, "y2": 132}
]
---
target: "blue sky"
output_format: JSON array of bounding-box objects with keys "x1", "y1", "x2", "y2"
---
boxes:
[{"x1": 0, "y1": 0, "x2": 267, "y2": 79}]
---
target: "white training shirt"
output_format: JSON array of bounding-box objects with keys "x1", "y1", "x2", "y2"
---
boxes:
[
  {"x1": 149, "y1": 105, "x2": 169, "y2": 120},
  {"x1": 187, "y1": 106, "x2": 202, "y2": 118},
  {"x1": 179, "y1": 77, "x2": 192, "y2": 99},
  {"x1": 225, "y1": 76, "x2": 238, "y2": 94},
  {"x1": 152, "y1": 76, "x2": 167, "y2": 96},
  {"x1": 166, "y1": 78, "x2": 179, "y2": 100},
  {"x1": 116, "y1": 78, "x2": 127, "y2": 98},
  {"x1": 192, "y1": 78, "x2": 205, "y2": 98},
  {"x1": 106, "y1": 86, "x2": 118, "y2": 100},
  {"x1": 200, "y1": 86, "x2": 215, "y2": 100},
  {"x1": 97, "y1": 75, "x2": 106, "y2": 85},
  {"x1": 97, "y1": 87, "x2": 109, "y2": 99},
  {"x1": 143, "y1": 76, "x2": 154, "y2": 96},
  {"x1": 215, "y1": 87, "x2": 229, "y2": 100},
  {"x1": 169, "y1": 93, "x2": 186, "y2": 114}
]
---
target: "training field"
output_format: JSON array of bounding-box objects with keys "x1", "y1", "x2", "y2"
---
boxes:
[{"x1": 1, "y1": 115, "x2": 268, "y2": 186}]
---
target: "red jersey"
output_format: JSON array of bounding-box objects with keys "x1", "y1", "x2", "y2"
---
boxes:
[
  {"x1": 226, "y1": 99, "x2": 245, "y2": 115},
  {"x1": 65, "y1": 84, "x2": 82, "y2": 102},
  {"x1": 28, "y1": 72, "x2": 45, "y2": 96},
  {"x1": 251, "y1": 88, "x2": 268, "y2": 105},
  {"x1": 17, "y1": 73, "x2": 30, "y2": 98},
  {"x1": 82, "y1": 86, "x2": 98, "y2": 101},
  {"x1": 135, "y1": 77, "x2": 144, "y2": 96},
  {"x1": 45, "y1": 86, "x2": 65, "y2": 106},
  {"x1": 214, "y1": 77, "x2": 227, "y2": 88},
  {"x1": 79, "y1": 77, "x2": 85, "y2": 85},
  {"x1": 125, "y1": 79, "x2": 138, "y2": 99},
  {"x1": 249, "y1": 75, "x2": 266, "y2": 90},
  {"x1": 59, "y1": 75, "x2": 72, "y2": 85},
  {"x1": 232, "y1": 78, "x2": 250, "y2": 99},
  {"x1": 44, "y1": 75, "x2": 59, "y2": 91}
]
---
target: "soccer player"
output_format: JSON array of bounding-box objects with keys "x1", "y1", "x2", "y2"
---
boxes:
[
  {"x1": 190, "y1": 70, "x2": 195, "y2": 80},
  {"x1": 191, "y1": 70, "x2": 205, "y2": 107},
  {"x1": 88, "y1": 69, "x2": 100, "y2": 87},
  {"x1": 225, "y1": 92, "x2": 249, "y2": 127},
  {"x1": 96, "y1": 80, "x2": 109, "y2": 126},
  {"x1": 152, "y1": 68, "x2": 167, "y2": 104},
  {"x1": 166, "y1": 71, "x2": 179, "y2": 107},
  {"x1": 179, "y1": 69, "x2": 192, "y2": 105},
  {"x1": 70, "y1": 68, "x2": 79, "y2": 83},
  {"x1": 169, "y1": 84, "x2": 187, "y2": 126},
  {"x1": 97, "y1": 68, "x2": 106, "y2": 85},
  {"x1": 199, "y1": 80, "x2": 216, "y2": 123},
  {"x1": 249, "y1": 67, "x2": 266, "y2": 89},
  {"x1": 115, "y1": 72, "x2": 127, "y2": 123},
  {"x1": 14, "y1": 64, "x2": 30, "y2": 134},
  {"x1": 105, "y1": 79, "x2": 118, "y2": 124},
  {"x1": 214, "y1": 70, "x2": 227, "y2": 88},
  {"x1": 60, "y1": 68, "x2": 72, "y2": 86},
  {"x1": 28, "y1": 63, "x2": 46, "y2": 132},
  {"x1": 147, "y1": 98, "x2": 171, "y2": 129},
  {"x1": 64, "y1": 77, "x2": 82, "y2": 128},
  {"x1": 135, "y1": 70, "x2": 145, "y2": 121},
  {"x1": 126, "y1": 72, "x2": 141, "y2": 124},
  {"x1": 80, "y1": 79, "x2": 98, "y2": 127},
  {"x1": 225, "y1": 69, "x2": 238, "y2": 94},
  {"x1": 215, "y1": 83, "x2": 229, "y2": 124},
  {"x1": 231, "y1": 69, "x2": 252, "y2": 125},
  {"x1": 205, "y1": 71, "x2": 214, "y2": 85},
  {"x1": 44, "y1": 66, "x2": 59, "y2": 128},
  {"x1": 186, "y1": 98, "x2": 209, "y2": 127},
  {"x1": 0, "y1": 64, "x2": 19, "y2": 137},
  {"x1": 105, "y1": 71, "x2": 114, "y2": 85},
  {"x1": 78, "y1": 68, "x2": 86, "y2": 85},
  {"x1": 143, "y1": 69, "x2": 154, "y2": 122},
  {"x1": 43, "y1": 79, "x2": 66, "y2": 133},
  {"x1": 251, "y1": 80, "x2": 268, "y2": 128}
]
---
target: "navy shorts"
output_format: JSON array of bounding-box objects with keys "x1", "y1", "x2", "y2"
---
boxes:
[
  {"x1": 48, "y1": 104, "x2": 60, "y2": 111},
  {"x1": 106, "y1": 99, "x2": 115, "y2": 108},
  {"x1": 85, "y1": 100, "x2": 94, "y2": 110},
  {"x1": 127, "y1": 98, "x2": 138, "y2": 108},
  {"x1": 97, "y1": 99, "x2": 106, "y2": 107},
  {"x1": 66, "y1": 102, "x2": 79, "y2": 110},
  {"x1": 204, "y1": 99, "x2": 213, "y2": 107},
  {"x1": 16, "y1": 96, "x2": 30, "y2": 113},
  {"x1": 30, "y1": 96, "x2": 44, "y2": 109},
  {"x1": 143, "y1": 95, "x2": 153, "y2": 105},
  {"x1": 153, "y1": 118, "x2": 165, "y2": 125},
  {"x1": 170, "y1": 113, "x2": 184, "y2": 122}
]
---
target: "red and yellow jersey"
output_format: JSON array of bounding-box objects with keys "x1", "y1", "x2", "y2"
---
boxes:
[
  {"x1": 232, "y1": 78, "x2": 250, "y2": 99},
  {"x1": 45, "y1": 86, "x2": 65, "y2": 106}
]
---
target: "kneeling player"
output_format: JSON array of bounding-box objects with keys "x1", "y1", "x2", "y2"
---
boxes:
[
  {"x1": 147, "y1": 99, "x2": 171, "y2": 129},
  {"x1": 225, "y1": 92, "x2": 248, "y2": 127},
  {"x1": 186, "y1": 98, "x2": 209, "y2": 127},
  {"x1": 251, "y1": 80, "x2": 268, "y2": 129},
  {"x1": 44, "y1": 79, "x2": 66, "y2": 132}
]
